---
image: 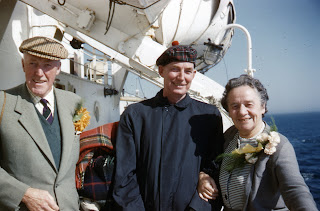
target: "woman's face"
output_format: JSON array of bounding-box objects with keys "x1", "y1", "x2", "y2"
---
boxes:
[{"x1": 227, "y1": 85, "x2": 266, "y2": 138}]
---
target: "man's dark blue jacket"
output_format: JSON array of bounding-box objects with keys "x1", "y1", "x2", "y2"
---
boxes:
[{"x1": 113, "y1": 89, "x2": 224, "y2": 211}]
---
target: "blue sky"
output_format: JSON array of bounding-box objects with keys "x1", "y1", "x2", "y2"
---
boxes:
[
  {"x1": 209, "y1": 0, "x2": 320, "y2": 114},
  {"x1": 125, "y1": 0, "x2": 320, "y2": 114}
]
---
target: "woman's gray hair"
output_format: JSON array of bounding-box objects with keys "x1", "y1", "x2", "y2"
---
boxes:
[{"x1": 221, "y1": 74, "x2": 269, "y2": 116}]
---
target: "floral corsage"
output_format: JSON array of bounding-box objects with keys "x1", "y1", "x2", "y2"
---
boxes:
[
  {"x1": 217, "y1": 124, "x2": 280, "y2": 172},
  {"x1": 73, "y1": 102, "x2": 91, "y2": 134}
]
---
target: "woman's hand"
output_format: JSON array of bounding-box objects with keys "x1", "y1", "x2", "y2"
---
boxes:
[{"x1": 197, "y1": 171, "x2": 219, "y2": 202}]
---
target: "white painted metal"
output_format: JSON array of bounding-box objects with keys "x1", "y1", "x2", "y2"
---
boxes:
[
  {"x1": 0, "y1": 0, "x2": 236, "y2": 130},
  {"x1": 0, "y1": 2, "x2": 29, "y2": 90},
  {"x1": 56, "y1": 72, "x2": 120, "y2": 129},
  {"x1": 214, "y1": 24, "x2": 256, "y2": 77},
  {"x1": 0, "y1": 2, "x2": 122, "y2": 128},
  {"x1": 19, "y1": 0, "x2": 235, "y2": 69}
]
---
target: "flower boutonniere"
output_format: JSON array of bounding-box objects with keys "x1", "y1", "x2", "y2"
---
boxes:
[
  {"x1": 217, "y1": 119, "x2": 280, "y2": 172},
  {"x1": 73, "y1": 102, "x2": 91, "y2": 134}
]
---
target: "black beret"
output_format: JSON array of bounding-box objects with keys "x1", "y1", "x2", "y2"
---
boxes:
[{"x1": 156, "y1": 45, "x2": 197, "y2": 67}]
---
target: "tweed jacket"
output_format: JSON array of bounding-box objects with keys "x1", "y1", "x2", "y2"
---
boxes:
[
  {"x1": 223, "y1": 124, "x2": 318, "y2": 211},
  {"x1": 0, "y1": 84, "x2": 81, "y2": 210}
]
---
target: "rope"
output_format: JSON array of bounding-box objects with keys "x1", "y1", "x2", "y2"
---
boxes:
[
  {"x1": 105, "y1": 0, "x2": 116, "y2": 35},
  {"x1": 57, "y1": 0, "x2": 66, "y2": 6},
  {"x1": 114, "y1": 0, "x2": 161, "y2": 10},
  {"x1": 105, "y1": 0, "x2": 162, "y2": 35}
]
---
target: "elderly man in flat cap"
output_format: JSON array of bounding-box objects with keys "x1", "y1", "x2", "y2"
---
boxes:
[
  {"x1": 113, "y1": 44, "x2": 224, "y2": 211},
  {"x1": 0, "y1": 36, "x2": 82, "y2": 210}
]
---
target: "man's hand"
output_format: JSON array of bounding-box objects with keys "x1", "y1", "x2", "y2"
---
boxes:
[
  {"x1": 197, "y1": 172, "x2": 219, "y2": 202},
  {"x1": 22, "y1": 188, "x2": 59, "y2": 211}
]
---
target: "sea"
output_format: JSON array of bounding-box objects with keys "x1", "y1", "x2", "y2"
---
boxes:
[{"x1": 264, "y1": 112, "x2": 320, "y2": 209}]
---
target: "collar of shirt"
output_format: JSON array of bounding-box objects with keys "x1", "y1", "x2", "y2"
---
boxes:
[
  {"x1": 155, "y1": 89, "x2": 192, "y2": 109},
  {"x1": 26, "y1": 85, "x2": 55, "y2": 116}
]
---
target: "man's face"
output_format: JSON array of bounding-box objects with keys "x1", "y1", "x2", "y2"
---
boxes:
[
  {"x1": 22, "y1": 53, "x2": 61, "y2": 98},
  {"x1": 159, "y1": 61, "x2": 196, "y2": 102}
]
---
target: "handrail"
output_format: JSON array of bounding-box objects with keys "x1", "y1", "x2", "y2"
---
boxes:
[{"x1": 214, "y1": 23, "x2": 256, "y2": 77}]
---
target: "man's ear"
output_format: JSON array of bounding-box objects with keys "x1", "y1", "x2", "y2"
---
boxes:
[
  {"x1": 55, "y1": 61, "x2": 61, "y2": 76},
  {"x1": 21, "y1": 58, "x2": 25, "y2": 72},
  {"x1": 192, "y1": 69, "x2": 196, "y2": 78},
  {"x1": 158, "y1": 65, "x2": 164, "y2": 77}
]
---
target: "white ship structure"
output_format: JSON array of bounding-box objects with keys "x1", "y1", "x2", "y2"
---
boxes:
[{"x1": 0, "y1": 0, "x2": 254, "y2": 130}]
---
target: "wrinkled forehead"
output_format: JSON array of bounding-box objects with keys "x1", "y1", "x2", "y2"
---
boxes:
[
  {"x1": 165, "y1": 61, "x2": 195, "y2": 68},
  {"x1": 227, "y1": 85, "x2": 261, "y2": 102},
  {"x1": 23, "y1": 53, "x2": 60, "y2": 63}
]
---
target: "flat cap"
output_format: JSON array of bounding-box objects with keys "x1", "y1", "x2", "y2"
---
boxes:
[
  {"x1": 19, "y1": 36, "x2": 68, "y2": 60},
  {"x1": 156, "y1": 45, "x2": 197, "y2": 67}
]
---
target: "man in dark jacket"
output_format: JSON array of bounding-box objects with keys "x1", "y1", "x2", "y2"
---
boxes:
[{"x1": 113, "y1": 44, "x2": 224, "y2": 211}]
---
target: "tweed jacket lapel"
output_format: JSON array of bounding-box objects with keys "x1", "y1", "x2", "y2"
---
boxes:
[
  {"x1": 14, "y1": 85, "x2": 57, "y2": 171},
  {"x1": 224, "y1": 123, "x2": 272, "y2": 211},
  {"x1": 54, "y1": 88, "x2": 76, "y2": 177},
  {"x1": 242, "y1": 124, "x2": 271, "y2": 210}
]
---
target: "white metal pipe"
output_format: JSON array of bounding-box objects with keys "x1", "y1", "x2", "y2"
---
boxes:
[{"x1": 214, "y1": 23, "x2": 255, "y2": 77}]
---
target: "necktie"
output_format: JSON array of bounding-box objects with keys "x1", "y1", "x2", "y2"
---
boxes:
[{"x1": 40, "y1": 99, "x2": 53, "y2": 124}]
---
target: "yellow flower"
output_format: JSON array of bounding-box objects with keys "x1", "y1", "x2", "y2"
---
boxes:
[
  {"x1": 218, "y1": 119, "x2": 280, "y2": 172},
  {"x1": 232, "y1": 143, "x2": 263, "y2": 154},
  {"x1": 73, "y1": 107, "x2": 91, "y2": 132}
]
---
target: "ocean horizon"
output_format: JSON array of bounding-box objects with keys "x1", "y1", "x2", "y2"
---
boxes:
[{"x1": 264, "y1": 111, "x2": 320, "y2": 209}]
